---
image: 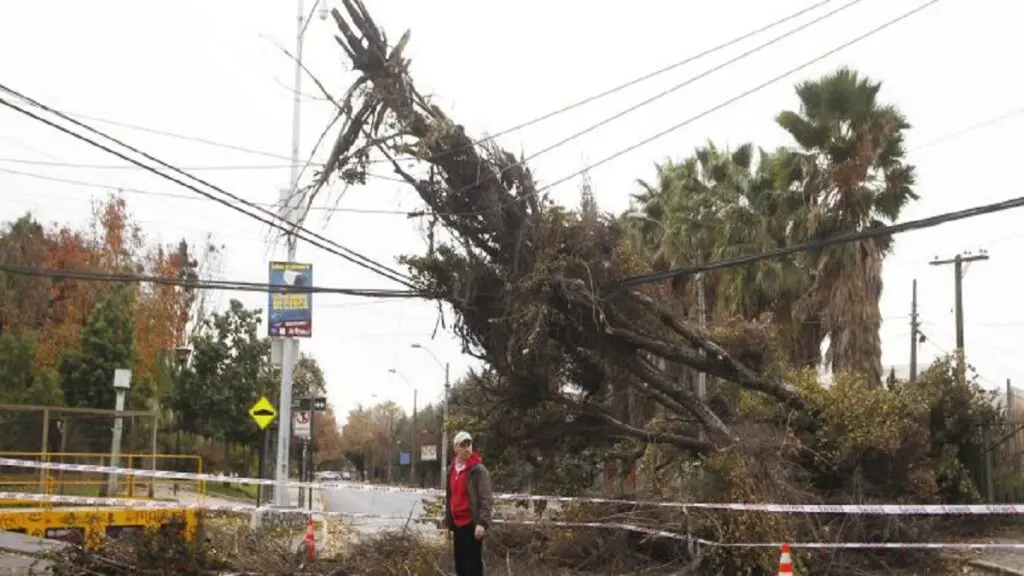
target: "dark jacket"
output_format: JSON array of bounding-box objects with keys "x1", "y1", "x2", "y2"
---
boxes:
[{"x1": 443, "y1": 454, "x2": 494, "y2": 530}]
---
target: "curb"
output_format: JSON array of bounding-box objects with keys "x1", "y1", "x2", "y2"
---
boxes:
[{"x1": 968, "y1": 559, "x2": 1024, "y2": 575}]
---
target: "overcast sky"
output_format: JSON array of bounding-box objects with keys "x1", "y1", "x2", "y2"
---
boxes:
[{"x1": 2, "y1": 0, "x2": 1023, "y2": 424}]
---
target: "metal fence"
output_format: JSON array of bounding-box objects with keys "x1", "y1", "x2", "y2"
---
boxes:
[
  {"x1": 0, "y1": 451, "x2": 205, "y2": 506},
  {"x1": 980, "y1": 381, "x2": 1024, "y2": 502},
  {"x1": 0, "y1": 403, "x2": 159, "y2": 455},
  {"x1": 0, "y1": 404, "x2": 204, "y2": 505}
]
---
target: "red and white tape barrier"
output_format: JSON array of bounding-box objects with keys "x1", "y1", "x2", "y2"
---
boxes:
[
  {"x1": 4, "y1": 457, "x2": 1024, "y2": 515},
  {"x1": 695, "y1": 539, "x2": 1024, "y2": 550},
  {"x1": 0, "y1": 490, "x2": 1020, "y2": 551},
  {"x1": 0, "y1": 490, "x2": 682, "y2": 540}
]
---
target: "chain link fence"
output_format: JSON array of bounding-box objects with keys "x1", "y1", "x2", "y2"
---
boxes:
[{"x1": 0, "y1": 403, "x2": 203, "y2": 504}]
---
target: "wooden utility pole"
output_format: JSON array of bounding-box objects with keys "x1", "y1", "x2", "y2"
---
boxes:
[
  {"x1": 930, "y1": 251, "x2": 989, "y2": 379},
  {"x1": 910, "y1": 279, "x2": 919, "y2": 382}
]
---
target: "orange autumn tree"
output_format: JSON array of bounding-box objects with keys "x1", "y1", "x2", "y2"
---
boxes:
[
  {"x1": 27, "y1": 195, "x2": 196, "y2": 403},
  {"x1": 133, "y1": 241, "x2": 195, "y2": 401},
  {"x1": 35, "y1": 225, "x2": 97, "y2": 368}
]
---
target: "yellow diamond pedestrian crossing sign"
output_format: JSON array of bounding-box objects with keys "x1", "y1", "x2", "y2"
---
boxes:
[{"x1": 249, "y1": 396, "x2": 277, "y2": 430}]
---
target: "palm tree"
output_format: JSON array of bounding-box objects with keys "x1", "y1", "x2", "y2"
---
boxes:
[
  {"x1": 776, "y1": 67, "x2": 917, "y2": 385},
  {"x1": 630, "y1": 143, "x2": 821, "y2": 367}
]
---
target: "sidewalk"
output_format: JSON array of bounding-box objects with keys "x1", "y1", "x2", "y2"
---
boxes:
[
  {"x1": 153, "y1": 483, "x2": 324, "y2": 512},
  {"x1": 0, "y1": 530, "x2": 65, "y2": 575},
  {"x1": 153, "y1": 483, "x2": 328, "y2": 553}
]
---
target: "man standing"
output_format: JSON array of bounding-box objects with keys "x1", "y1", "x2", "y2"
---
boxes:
[{"x1": 444, "y1": 431, "x2": 493, "y2": 576}]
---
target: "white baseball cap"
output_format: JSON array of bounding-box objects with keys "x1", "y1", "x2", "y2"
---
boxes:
[{"x1": 453, "y1": 431, "x2": 472, "y2": 446}]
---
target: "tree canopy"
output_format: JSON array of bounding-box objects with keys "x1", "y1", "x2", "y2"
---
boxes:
[{"x1": 0, "y1": 196, "x2": 346, "y2": 475}]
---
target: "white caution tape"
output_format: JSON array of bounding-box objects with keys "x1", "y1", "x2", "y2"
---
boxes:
[
  {"x1": 695, "y1": 539, "x2": 1024, "y2": 550},
  {"x1": 2, "y1": 491, "x2": 1020, "y2": 551},
  {"x1": 0, "y1": 490, "x2": 685, "y2": 540},
  {"x1": 686, "y1": 502, "x2": 1024, "y2": 515},
  {"x1": 5, "y1": 458, "x2": 1024, "y2": 515}
]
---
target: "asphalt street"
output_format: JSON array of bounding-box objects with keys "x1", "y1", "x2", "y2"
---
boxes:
[{"x1": 322, "y1": 482, "x2": 430, "y2": 534}]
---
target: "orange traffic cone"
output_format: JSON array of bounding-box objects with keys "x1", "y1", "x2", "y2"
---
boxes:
[
  {"x1": 305, "y1": 515, "x2": 316, "y2": 559},
  {"x1": 777, "y1": 542, "x2": 793, "y2": 575}
]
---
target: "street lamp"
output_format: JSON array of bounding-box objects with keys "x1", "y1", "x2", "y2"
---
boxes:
[
  {"x1": 388, "y1": 369, "x2": 418, "y2": 485},
  {"x1": 411, "y1": 344, "x2": 450, "y2": 487}
]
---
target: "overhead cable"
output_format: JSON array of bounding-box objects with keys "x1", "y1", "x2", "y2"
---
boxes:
[
  {"x1": 618, "y1": 189, "x2": 1024, "y2": 287},
  {"x1": 0, "y1": 87, "x2": 414, "y2": 287},
  {"x1": 0, "y1": 264, "x2": 423, "y2": 298}
]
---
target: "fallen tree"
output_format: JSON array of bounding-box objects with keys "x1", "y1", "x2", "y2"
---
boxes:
[
  {"x1": 296, "y1": 2, "x2": 1012, "y2": 572},
  {"x1": 312, "y1": 0, "x2": 797, "y2": 460}
]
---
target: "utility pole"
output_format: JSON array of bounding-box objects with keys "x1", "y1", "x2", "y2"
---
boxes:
[
  {"x1": 440, "y1": 362, "x2": 450, "y2": 488},
  {"x1": 930, "y1": 251, "x2": 989, "y2": 380},
  {"x1": 275, "y1": 0, "x2": 325, "y2": 507},
  {"x1": 909, "y1": 279, "x2": 919, "y2": 382},
  {"x1": 696, "y1": 254, "x2": 707, "y2": 441}
]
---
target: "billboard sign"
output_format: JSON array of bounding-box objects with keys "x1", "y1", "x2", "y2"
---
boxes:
[{"x1": 268, "y1": 262, "x2": 312, "y2": 337}]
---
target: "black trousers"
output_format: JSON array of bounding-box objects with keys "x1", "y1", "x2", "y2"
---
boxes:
[{"x1": 452, "y1": 522, "x2": 484, "y2": 576}]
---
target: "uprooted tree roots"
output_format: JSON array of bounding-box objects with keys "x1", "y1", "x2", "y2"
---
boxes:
[{"x1": 269, "y1": 1, "x2": 1013, "y2": 573}]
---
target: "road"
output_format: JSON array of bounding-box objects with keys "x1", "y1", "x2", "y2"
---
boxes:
[{"x1": 322, "y1": 482, "x2": 430, "y2": 535}]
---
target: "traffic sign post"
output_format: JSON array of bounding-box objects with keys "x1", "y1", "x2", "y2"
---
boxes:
[
  {"x1": 249, "y1": 396, "x2": 277, "y2": 430},
  {"x1": 291, "y1": 396, "x2": 325, "y2": 511},
  {"x1": 294, "y1": 411, "x2": 311, "y2": 439}
]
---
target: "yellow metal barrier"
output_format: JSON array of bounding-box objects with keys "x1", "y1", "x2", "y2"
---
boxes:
[
  {"x1": 0, "y1": 506, "x2": 199, "y2": 549},
  {"x1": 0, "y1": 452, "x2": 205, "y2": 508}
]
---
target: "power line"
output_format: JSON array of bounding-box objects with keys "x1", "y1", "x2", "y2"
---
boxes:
[
  {"x1": 58, "y1": 111, "x2": 300, "y2": 162},
  {"x1": 0, "y1": 166, "x2": 423, "y2": 216},
  {"x1": 0, "y1": 264, "x2": 422, "y2": 298},
  {"x1": 382, "y1": 0, "x2": 862, "y2": 218},
  {"x1": 513, "y1": 0, "x2": 863, "y2": 177},
  {"x1": 0, "y1": 87, "x2": 415, "y2": 287},
  {"x1": 45, "y1": 1, "x2": 838, "y2": 171},
  {"x1": 4, "y1": 2, "x2": 848, "y2": 228},
  {"x1": 448, "y1": 0, "x2": 843, "y2": 152},
  {"x1": 618, "y1": 189, "x2": 1024, "y2": 288},
  {"x1": 0, "y1": 157, "x2": 410, "y2": 184},
  {"x1": 531, "y1": 0, "x2": 939, "y2": 203},
  {"x1": 910, "y1": 105, "x2": 1024, "y2": 153},
  {"x1": 0, "y1": 157, "x2": 302, "y2": 170}
]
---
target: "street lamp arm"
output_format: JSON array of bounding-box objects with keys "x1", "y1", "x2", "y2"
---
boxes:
[
  {"x1": 410, "y1": 343, "x2": 445, "y2": 372},
  {"x1": 387, "y1": 368, "x2": 418, "y2": 392}
]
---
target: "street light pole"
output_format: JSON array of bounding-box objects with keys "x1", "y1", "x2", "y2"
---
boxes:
[
  {"x1": 410, "y1": 344, "x2": 450, "y2": 488},
  {"x1": 388, "y1": 368, "x2": 418, "y2": 484}
]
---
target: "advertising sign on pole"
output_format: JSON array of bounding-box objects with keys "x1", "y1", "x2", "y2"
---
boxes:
[
  {"x1": 399, "y1": 452, "x2": 411, "y2": 466},
  {"x1": 268, "y1": 262, "x2": 313, "y2": 338},
  {"x1": 293, "y1": 410, "x2": 311, "y2": 439},
  {"x1": 421, "y1": 445, "x2": 437, "y2": 462}
]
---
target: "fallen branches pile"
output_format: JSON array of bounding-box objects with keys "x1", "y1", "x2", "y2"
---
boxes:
[{"x1": 42, "y1": 515, "x2": 695, "y2": 575}]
